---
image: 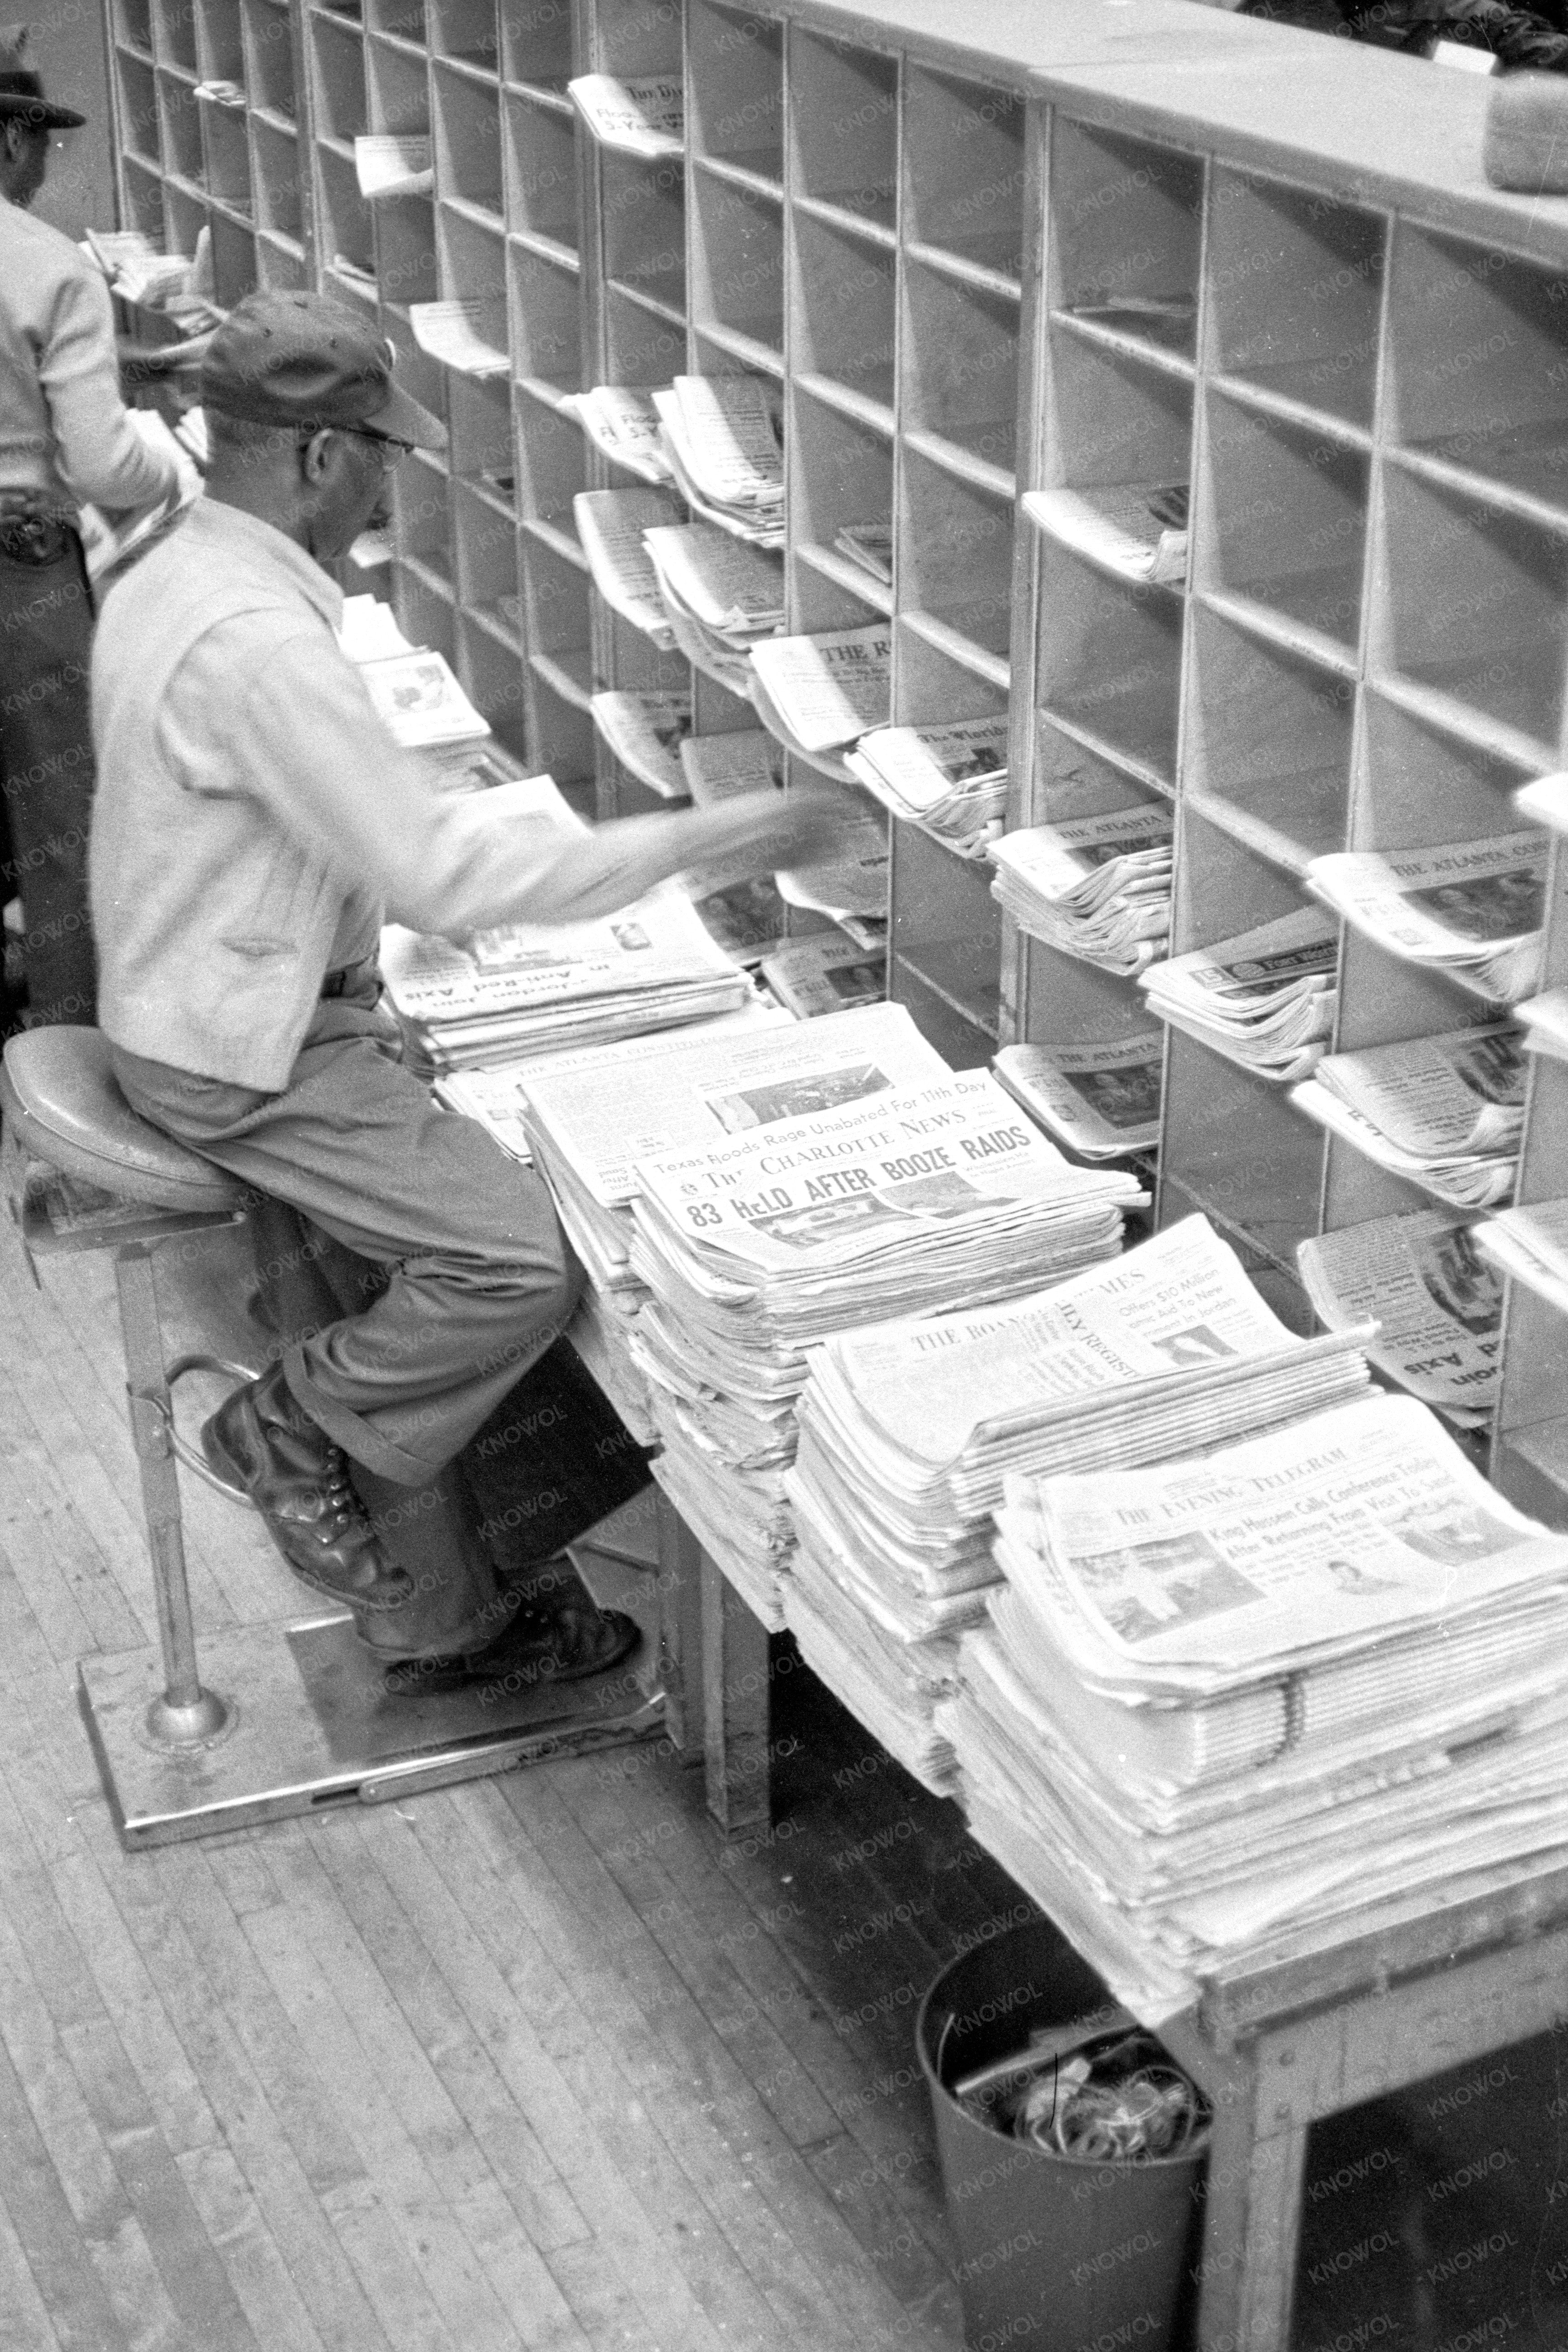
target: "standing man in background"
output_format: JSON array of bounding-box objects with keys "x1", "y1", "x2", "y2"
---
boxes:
[{"x1": 0, "y1": 24, "x2": 183, "y2": 1033}]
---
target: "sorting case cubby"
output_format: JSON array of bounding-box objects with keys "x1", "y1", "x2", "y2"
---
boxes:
[{"x1": 100, "y1": 0, "x2": 1568, "y2": 1512}]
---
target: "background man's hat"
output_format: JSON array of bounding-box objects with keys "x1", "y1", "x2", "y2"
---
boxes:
[
  {"x1": 201, "y1": 290, "x2": 447, "y2": 448},
  {"x1": 0, "y1": 26, "x2": 87, "y2": 128}
]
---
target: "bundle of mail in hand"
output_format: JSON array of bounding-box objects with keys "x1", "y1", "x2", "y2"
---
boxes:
[
  {"x1": 624, "y1": 1070, "x2": 1144, "y2": 1625},
  {"x1": 1290, "y1": 1022, "x2": 1525, "y2": 1208},
  {"x1": 990, "y1": 808, "x2": 1173, "y2": 976},
  {"x1": 941, "y1": 1392, "x2": 1568, "y2": 2020},
  {"x1": 784, "y1": 1217, "x2": 1370, "y2": 1793}
]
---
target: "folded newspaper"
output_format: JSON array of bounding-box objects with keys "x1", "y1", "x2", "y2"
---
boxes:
[
  {"x1": 409, "y1": 299, "x2": 509, "y2": 378},
  {"x1": 574, "y1": 488, "x2": 682, "y2": 645},
  {"x1": 354, "y1": 135, "x2": 433, "y2": 198},
  {"x1": 590, "y1": 689, "x2": 691, "y2": 799},
  {"x1": 992, "y1": 1037, "x2": 1163, "y2": 1159},
  {"x1": 749, "y1": 625, "x2": 892, "y2": 758},
  {"x1": 944, "y1": 1391, "x2": 1568, "y2": 2016},
  {"x1": 653, "y1": 375, "x2": 784, "y2": 547},
  {"x1": 1297, "y1": 1209, "x2": 1501, "y2": 1426},
  {"x1": 1290, "y1": 1022, "x2": 1525, "y2": 1208},
  {"x1": 357, "y1": 649, "x2": 490, "y2": 749},
  {"x1": 1305, "y1": 832, "x2": 1546, "y2": 1005},
  {"x1": 680, "y1": 728, "x2": 784, "y2": 806},
  {"x1": 1474, "y1": 1197, "x2": 1568, "y2": 1315},
  {"x1": 775, "y1": 805, "x2": 891, "y2": 921},
  {"x1": 643, "y1": 524, "x2": 785, "y2": 690},
  {"x1": 561, "y1": 386, "x2": 676, "y2": 484},
  {"x1": 845, "y1": 721, "x2": 1008, "y2": 858},
  {"x1": 1140, "y1": 907, "x2": 1337, "y2": 1083},
  {"x1": 567, "y1": 72, "x2": 684, "y2": 158},
  {"x1": 1023, "y1": 484, "x2": 1189, "y2": 587},
  {"x1": 991, "y1": 808, "x2": 1173, "y2": 976},
  {"x1": 761, "y1": 935, "x2": 886, "y2": 1018}
]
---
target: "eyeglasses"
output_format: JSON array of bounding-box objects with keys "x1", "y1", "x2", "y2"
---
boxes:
[{"x1": 337, "y1": 426, "x2": 414, "y2": 472}]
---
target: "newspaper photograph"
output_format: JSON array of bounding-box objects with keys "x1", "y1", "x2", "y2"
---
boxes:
[
  {"x1": 357, "y1": 651, "x2": 490, "y2": 748},
  {"x1": 408, "y1": 299, "x2": 509, "y2": 378},
  {"x1": 1007, "y1": 1393, "x2": 1568, "y2": 1692},
  {"x1": 633, "y1": 1070, "x2": 1128, "y2": 1271},
  {"x1": 760, "y1": 935, "x2": 887, "y2": 1017},
  {"x1": 992, "y1": 1036, "x2": 1164, "y2": 1157},
  {"x1": 1023, "y1": 483, "x2": 1189, "y2": 586},
  {"x1": 590, "y1": 689, "x2": 692, "y2": 799},
  {"x1": 1297, "y1": 1210, "x2": 1501, "y2": 1423},
  {"x1": 692, "y1": 877, "x2": 791, "y2": 966},
  {"x1": 1140, "y1": 906, "x2": 1338, "y2": 1082},
  {"x1": 748, "y1": 626, "x2": 893, "y2": 752},
  {"x1": 572, "y1": 488, "x2": 682, "y2": 645},
  {"x1": 1306, "y1": 832, "x2": 1547, "y2": 1004},
  {"x1": 566, "y1": 72, "x2": 684, "y2": 157}
]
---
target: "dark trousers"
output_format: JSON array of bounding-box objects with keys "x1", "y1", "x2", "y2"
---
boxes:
[
  {"x1": 111, "y1": 974, "x2": 619, "y2": 1659},
  {"x1": 0, "y1": 525, "x2": 98, "y2": 1029}
]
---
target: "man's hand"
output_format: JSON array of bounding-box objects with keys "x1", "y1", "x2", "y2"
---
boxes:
[{"x1": 736, "y1": 780, "x2": 867, "y2": 873}]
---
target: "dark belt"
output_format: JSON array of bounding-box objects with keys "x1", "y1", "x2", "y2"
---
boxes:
[{"x1": 320, "y1": 961, "x2": 379, "y2": 999}]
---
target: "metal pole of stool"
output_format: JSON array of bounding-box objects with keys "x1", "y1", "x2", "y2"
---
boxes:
[{"x1": 113, "y1": 1239, "x2": 231, "y2": 1746}]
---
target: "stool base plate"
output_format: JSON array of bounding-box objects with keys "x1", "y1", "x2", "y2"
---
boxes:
[{"x1": 79, "y1": 1555, "x2": 664, "y2": 1849}]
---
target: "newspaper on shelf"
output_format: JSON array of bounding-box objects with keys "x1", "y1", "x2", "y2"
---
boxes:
[
  {"x1": 749, "y1": 625, "x2": 892, "y2": 755},
  {"x1": 84, "y1": 227, "x2": 220, "y2": 326},
  {"x1": 1023, "y1": 483, "x2": 1189, "y2": 587},
  {"x1": 652, "y1": 375, "x2": 784, "y2": 546},
  {"x1": 1305, "y1": 831, "x2": 1547, "y2": 1005},
  {"x1": 354, "y1": 134, "x2": 433, "y2": 197},
  {"x1": 1140, "y1": 905, "x2": 1337, "y2": 1083},
  {"x1": 1516, "y1": 989, "x2": 1568, "y2": 1061},
  {"x1": 1474, "y1": 1197, "x2": 1568, "y2": 1315},
  {"x1": 357, "y1": 649, "x2": 490, "y2": 748},
  {"x1": 330, "y1": 253, "x2": 378, "y2": 294},
  {"x1": 560, "y1": 386, "x2": 675, "y2": 484},
  {"x1": 785, "y1": 1216, "x2": 1372, "y2": 1785},
  {"x1": 433, "y1": 1065, "x2": 534, "y2": 1160},
  {"x1": 940, "y1": 1391, "x2": 1568, "y2": 2017},
  {"x1": 194, "y1": 78, "x2": 246, "y2": 106},
  {"x1": 76, "y1": 410, "x2": 202, "y2": 584},
  {"x1": 691, "y1": 877, "x2": 791, "y2": 966},
  {"x1": 760, "y1": 934, "x2": 886, "y2": 1018},
  {"x1": 590, "y1": 689, "x2": 691, "y2": 799},
  {"x1": 990, "y1": 807, "x2": 1173, "y2": 976},
  {"x1": 408, "y1": 299, "x2": 509, "y2": 378},
  {"x1": 679, "y1": 728, "x2": 784, "y2": 806},
  {"x1": 643, "y1": 523, "x2": 785, "y2": 687},
  {"x1": 775, "y1": 805, "x2": 891, "y2": 920},
  {"x1": 845, "y1": 720, "x2": 1008, "y2": 858},
  {"x1": 992, "y1": 1036, "x2": 1163, "y2": 1159},
  {"x1": 1297, "y1": 1210, "x2": 1502, "y2": 1427},
  {"x1": 627, "y1": 1067, "x2": 1143, "y2": 1624},
  {"x1": 566, "y1": 72, "x2": 684, "y2": 158},
  {"x1": 834, "y1": 523, "x2": 893, "y2": 585},
  {"x1": 572, "y1": 487, "x2": 682, "y2": 646},
  {"x1": 1290, "y1": 1022, "x2": 1525, "y2": 1209},
  {"x1": 378, "y1": 778, "x2": 752, "y2": 1071}
]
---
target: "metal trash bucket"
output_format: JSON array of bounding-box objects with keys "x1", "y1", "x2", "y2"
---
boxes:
[{"x1": 917, "y1": 1918, "x2": 1206, "y2": 2352}]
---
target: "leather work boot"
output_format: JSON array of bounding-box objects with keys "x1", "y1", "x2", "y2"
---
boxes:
[
  {"x1": 383, "y1": 1587, "x2": 640, "y2": 1698},
  {"x1": 201, "y1": 1363, "x2": 416, "y2": 1614}
]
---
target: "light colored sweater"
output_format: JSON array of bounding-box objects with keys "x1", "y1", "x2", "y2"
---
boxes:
[{"x1": 0, "y1": 193, "x2": 178, "y2": 513}]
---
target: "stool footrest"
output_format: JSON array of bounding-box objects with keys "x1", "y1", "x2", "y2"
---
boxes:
[{"x1": 162, "y1": 1354, "x2": 263, "y2": 1502}]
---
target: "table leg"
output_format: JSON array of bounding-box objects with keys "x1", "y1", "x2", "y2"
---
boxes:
[
  {"x1": 656, "y1": 1492, "x2": 705, "y2": 1765},
  {"x1": 1194, "y1": 2058, "x2": 1307, "y2": 2352},
  {"x1": 699, "y1": 1551, "x2": 771, "y2": 1839}
]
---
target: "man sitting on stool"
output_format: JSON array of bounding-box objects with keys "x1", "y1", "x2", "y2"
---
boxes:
[{"x1": 88, "y1": 291, "x2": 852, "y2": 1693}]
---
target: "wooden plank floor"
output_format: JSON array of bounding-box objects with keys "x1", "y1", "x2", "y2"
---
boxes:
[{"x1": 12, "y1": 1221, "x2": 1568, "y2": 2350}]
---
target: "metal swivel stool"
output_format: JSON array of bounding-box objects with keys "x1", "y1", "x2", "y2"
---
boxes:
[{"x1": 0, "y1": 1026, "x2": 663, "y2": 1848}]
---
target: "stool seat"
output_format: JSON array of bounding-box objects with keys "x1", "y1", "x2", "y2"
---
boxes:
[{"x1": 0, "y1": 1027, "x2": 245, "y2": 1214}]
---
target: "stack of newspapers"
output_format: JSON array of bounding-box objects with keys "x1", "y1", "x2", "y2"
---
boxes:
[
  {"x1": 992, "y1": 1038, "x2": 1163, "y2": 1160},
  {"x1": 590, "y1": 688, "x2": 691, "y2": 799},
  {"x1": 625, "y1": 1069, "x2": 1144, "y2": 1625},
  {"x1": 378, "y1": 781, "x2": 753, "y2": 1074},
  {"x1": 941, "y1": 1391, "x2": 1568, "y2": 2020},
  {"x1": 1298, "y1": 1210, "x2": 1502, "y2": 1427},
  {"x1": 784, "y1": 1217, "x2": 1372, "y2": 1792},
  {"x1": 1306, "y1": 833, "x2": 1546, "y2": 1006},
  {"x1": 1141, "y1": 907, "x2": 1337, "y2": 1082},
  {"x1": 566, "y1": 72, "x2": 683, "y2": 158},
  {"x1": 652, "y1": 376, "x2": 785, "y2": 547},
  {"x1": 573, "y1": 488, "x2": 682, "y2": 646},
  {"x1": 643, "y1": 525, "x2": 786, "y2": 692},
  {"x1": 845, "y1": 721, "x2": 1009, "y2": 858},
  {"x1": 749, "y1": 625, "x2": 892, "y2": 776},
  {"x1": 1290, "y1": 1022, "x2": 1525, "y2": 1207},
  {"x1": 1475, "y1": 1197, "x2": 1568, "y2": 1314},
  {"x1": 514, "y1": 1004, "x2": 945, "y2": 1479},
  {"x1": 562, "y1": 386, "x2": 675, "y2": 484},
  {"x1": 990, "y1": 808, "x2": 1173, "y2": 976}
]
